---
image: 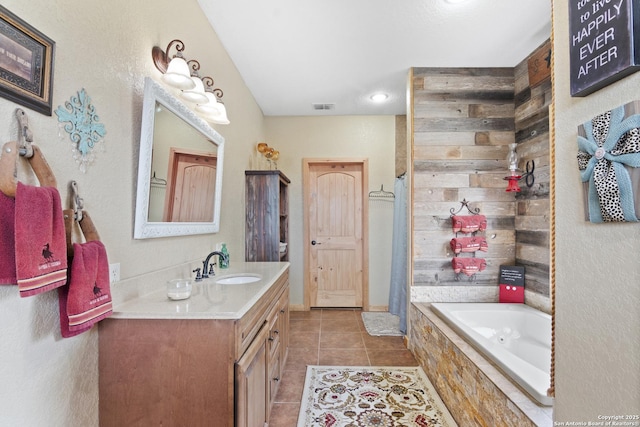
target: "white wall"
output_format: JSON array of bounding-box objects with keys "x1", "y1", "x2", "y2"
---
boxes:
[
  {"x1": 265, "y1": 116, "x2": 396, "y2": 309},
  {"x1": 553, "y1": 0, "x2": 640, "y2": 421},
  {"x1": 0, "y1": 0, "x2": 264, "y2": 425}
]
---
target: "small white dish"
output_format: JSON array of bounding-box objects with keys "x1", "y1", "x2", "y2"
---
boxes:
[{"x1": 167, "y1": 279, "x2": 193, "y2": 300}]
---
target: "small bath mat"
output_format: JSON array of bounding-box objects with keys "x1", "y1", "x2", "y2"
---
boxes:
[
  {"x1": 361, "y1": 312, "x2": 403, "y2": 336},
  {"x1": 297, "y1": 365, "x2": 458, "y2": 426}
]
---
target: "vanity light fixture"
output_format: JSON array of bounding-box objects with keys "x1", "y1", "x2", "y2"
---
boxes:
[
  {"x1": 152, "y1": 39, "x2": 230, "y2": 124},
  {"x1": 196, "y1": 77, "x2": 230, "y2": 125},
  {"x1": 179, "y1": 60, "x2": 209, "y2": 105},
  {"x1": 152, "y1": 40, "x2": 194, "y2": 90}
]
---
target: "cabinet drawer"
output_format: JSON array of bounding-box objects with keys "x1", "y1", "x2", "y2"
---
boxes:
[
  {"x1": 267, "y1": 312, "x2": 281, "y2": 359},
  {"x1": 268, "y1": 350, "x2": 281, "y2": 408},
  {"x1": 236, "y1": 270, "x2": 289, "y2": 359}
]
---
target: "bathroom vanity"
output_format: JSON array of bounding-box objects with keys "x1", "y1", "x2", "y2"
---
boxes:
[{"x1": 98, "y1": 262, "x2": 290, "y2": 427}]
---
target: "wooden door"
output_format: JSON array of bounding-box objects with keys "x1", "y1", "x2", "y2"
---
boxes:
[
  {"x1": 304, "y1": 160, "x2": 368, "y2": 309},
  {"x1": 163, "y1": 148, "x2": 217, "y2": 222}
]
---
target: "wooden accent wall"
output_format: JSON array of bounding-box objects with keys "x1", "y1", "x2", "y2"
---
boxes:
[
  {"x1": 411, "y1": 67, "x2": 516, "y2": 288},
  {"x1": 514, "y1": 40, "x2": 552, "y2": 300},
  {"x1": 410, "y1": 43, "x2": 552, "y2": 304}
]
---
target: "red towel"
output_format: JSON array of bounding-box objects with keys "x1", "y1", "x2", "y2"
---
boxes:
[
  {"x1": 0, "y1": 192, "x2": 16, "y2": 285},
  {"x1": 452, "y1": 257, "x2": 487, "y2": 276},
  {"x1": 450, "y1": 237, "x2": 488, "y2": 254},
  {"x1": 58, "y1": 240, "x2": 112, "y2": 337},
  {"x1": 451, "y1": 215, "x2": 487, "y2": 234},
  {"x1": 15, "y1": 182, "x2": 68, "y2": 297}
]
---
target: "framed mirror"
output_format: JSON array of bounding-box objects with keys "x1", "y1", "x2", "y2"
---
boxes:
[{"x1": 134, "y1": 77, "x2": 225, "y2": 239}]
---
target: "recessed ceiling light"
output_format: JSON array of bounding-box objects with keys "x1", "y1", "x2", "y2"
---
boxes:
[{"x1": 370, "y1": 93, "x2": 389, "y2": 102}]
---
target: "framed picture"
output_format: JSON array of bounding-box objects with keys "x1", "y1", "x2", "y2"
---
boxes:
[
  {"x1": 0, "y1": 6, "x2": 54, "y2": 116},
  {"x1": 568, "y1": 0, "x2": 640, "y2": 97}
]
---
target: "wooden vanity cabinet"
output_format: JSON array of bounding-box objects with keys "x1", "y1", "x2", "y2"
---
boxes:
[{"x1": 99, "y1": 268, "x2": 289, "y2": 427}]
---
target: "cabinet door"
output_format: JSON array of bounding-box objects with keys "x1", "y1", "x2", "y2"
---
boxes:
[{"x1": 236, "y1": 324, "x2": 268, "y2": 427}]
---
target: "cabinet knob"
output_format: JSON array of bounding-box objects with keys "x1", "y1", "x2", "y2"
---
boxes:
[
  {"x1": 311, "y1": 240, "x2": 321, "y2": 245},
  {"x1": 273, "y1": 377, "x2": 280, "y2": 382},
  {"x1": 273, "y1": 329, "x2": 279, "y2": 335}
]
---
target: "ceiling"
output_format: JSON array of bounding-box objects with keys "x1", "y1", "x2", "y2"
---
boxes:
[{"x1": 197, "y1": 0, "x2": 552, "y2": 117}]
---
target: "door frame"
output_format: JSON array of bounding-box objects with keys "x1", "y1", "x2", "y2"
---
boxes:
[{"x1": 302, "y1": 158, "x2": 369, "y2": 311}]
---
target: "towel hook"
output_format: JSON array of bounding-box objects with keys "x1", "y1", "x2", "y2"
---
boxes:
[
  {"x1": 15, "y1": 109, "x2": 34, "y2": 158},
  {"x1": 71, "y1": 180, "x2": 84, "y2": 222}
]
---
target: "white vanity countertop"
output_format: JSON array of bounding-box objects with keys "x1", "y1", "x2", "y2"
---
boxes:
[{"x1": 110, "y1": 262, "x2": 290, "y2": 320}]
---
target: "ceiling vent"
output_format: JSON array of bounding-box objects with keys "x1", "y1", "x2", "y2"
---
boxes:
[{"x1": 312, "y1": 103, "x2": 335, "y2": 111}]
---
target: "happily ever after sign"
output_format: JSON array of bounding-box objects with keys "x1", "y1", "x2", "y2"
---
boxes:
[{"x1": 569, "y1": 0, "x2": 640, "y2": 96}]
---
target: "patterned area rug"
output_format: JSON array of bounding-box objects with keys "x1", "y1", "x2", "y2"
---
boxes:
[
  {"x1": 297, "y1": 366, "x2": 458, "y2": 427},
  {"x1": 361, "y1": 312, "x2": 403, "y2": 336}
]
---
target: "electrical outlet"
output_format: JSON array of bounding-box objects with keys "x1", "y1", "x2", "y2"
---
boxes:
[{"x1": 109, "y1": 263, "x2": 120, "y2": 283}]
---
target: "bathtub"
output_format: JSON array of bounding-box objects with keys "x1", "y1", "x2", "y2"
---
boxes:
[{"x1": 430, "y1": 302, "x2": 553, "y2": 407}]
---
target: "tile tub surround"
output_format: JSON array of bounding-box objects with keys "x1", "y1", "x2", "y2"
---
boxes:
[{"x1": 410, "y1": 303, "x2": 553, "y2": 427}]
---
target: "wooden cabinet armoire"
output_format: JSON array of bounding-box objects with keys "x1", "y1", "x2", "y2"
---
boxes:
[{"x1": 245, "y1": 170, "x2": 290, "y2": 261}]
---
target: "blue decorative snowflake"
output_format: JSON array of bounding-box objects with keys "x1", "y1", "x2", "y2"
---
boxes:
[{"x1": 55, "y1": 88, "x2": 106, "y2": 172}]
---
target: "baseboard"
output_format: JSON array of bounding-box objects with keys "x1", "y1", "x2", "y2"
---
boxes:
[
  {"x1": 289, "y1": 304, "x2": 389, "y2": 312},
  {"x1": 368, "y1": 305, "x2": 389, "y2": 312}
]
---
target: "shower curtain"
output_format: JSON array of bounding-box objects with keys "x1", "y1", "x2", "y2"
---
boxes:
[{"x1": 388, "y1": 174, "x2": 407, "y2": 334}]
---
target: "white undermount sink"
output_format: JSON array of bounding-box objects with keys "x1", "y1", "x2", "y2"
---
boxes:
[{"x1": 215, "y1": 274, "x2": 262, "y2": 285}]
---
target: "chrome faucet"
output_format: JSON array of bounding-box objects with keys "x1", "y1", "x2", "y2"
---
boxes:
[{"x1": 200, "y1": 251, "x2": 229, "y2": 279}]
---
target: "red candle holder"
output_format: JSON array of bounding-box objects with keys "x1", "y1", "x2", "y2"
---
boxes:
[{"x1": 504, "y1": 175, "x2": 522, "y2": 192}]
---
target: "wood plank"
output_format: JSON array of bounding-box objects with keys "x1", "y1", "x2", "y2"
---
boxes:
[
  {"x1": 422, "y1": 75, "x2": 515, "y2": 92},
  {"x1": 515, "y1": 215, "x2": 550, "y2": 231},
  {"x1": 413, "y1": 201, "x2": 516, "y2": 217},
  {"x1": 527, "y1": 40, "x2": 552, "y2": 87},
  {"x1": 414, "y1": 159, "x2": 506, "y2": 173},
  {"x1": 414, "y1": 131, "x2": 477, "y2": 146},
  {"x1": 516, "y1": 230, "x2": 549, "y2": 247},
  {"x1": 414, "y1": 117, "x2": 515, "y2": 133},
  {"x1": 412, "y1": 215, "x2": 515, "y2": 232},
  {"x1": 414, "y1": 145, "x2": 509, "y2": 161},
  {"x1": 413, "y1": 172, "x2": 469, "y2": 188},
  {"x1": 474, "y1": 131, "x2": 515, "y2": 146},
  {"x1": 516, "y1": 243, "x2": 550, "y2": 266},
  {"x1": 411, "y1": 187, "x2": 523, "y2": 205},
  {"x1": 469, "y1": 103, "x2": 515, "y2": 118},
  {"x1": 517, "y1": 198, "x2": 550, "y2": 216}
]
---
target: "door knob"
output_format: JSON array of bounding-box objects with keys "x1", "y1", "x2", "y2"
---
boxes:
[{"x1": 311, "y1": 240, "x2": 318, "y2": 245}]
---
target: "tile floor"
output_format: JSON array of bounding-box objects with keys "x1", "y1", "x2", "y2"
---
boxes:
[{"x1": 269, "y1": 309, "x2": 418, "y2": 426}]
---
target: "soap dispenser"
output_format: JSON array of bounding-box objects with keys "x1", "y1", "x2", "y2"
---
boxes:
[{"x1": 220, "y1": 243, "x2": 229, "y2": 269}]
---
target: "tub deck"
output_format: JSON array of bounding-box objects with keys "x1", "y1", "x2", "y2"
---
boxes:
[
  {"x1": 431, "y1": 302, "x2": 553, "y2": 406},
  {"x1": 410, "y1": 303, "x2": 553, "y2": 427}
]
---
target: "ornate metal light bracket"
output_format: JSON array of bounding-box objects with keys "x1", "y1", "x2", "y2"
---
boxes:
[{"x1": 55, "y1": 88, "x2": 106, "y2": 173}]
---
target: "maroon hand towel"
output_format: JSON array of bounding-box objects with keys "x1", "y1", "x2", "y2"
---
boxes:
[
  {"x1": 15, "y1": 182, "x2": 68, "y2": 297},
  {"x1": 0, "y1": 192, "x2": 16, "y2": 285},
  {"x1": 450, "y1": 237, "x2": 488, "y2": 254},
  {"x1": 452, "y1": 257, "x2": 487, "y2": 276},
  {"x1": 451, "y1": 215, "x2": 487, "y2": 234},
  {"x1": 58, "y1": 240, "x2": 112, "y2": 337}
]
